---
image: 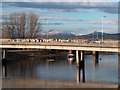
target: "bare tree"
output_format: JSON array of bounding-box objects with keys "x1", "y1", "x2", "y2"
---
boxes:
[
  {"x1": 27, "y1": 14, "x2": 41, "y2": 38},
  {"x1": 2, "y1": 12, "x2": 42, "y2": 39}
]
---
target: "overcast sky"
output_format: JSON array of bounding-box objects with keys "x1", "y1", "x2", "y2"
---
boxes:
[{"x1": 1, "y1": 0, "x2": 119, "y2": 35}]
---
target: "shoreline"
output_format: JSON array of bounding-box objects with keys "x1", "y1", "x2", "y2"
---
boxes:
[{"x1": 2, "y1": 78, "x2": 118, "y2": 88}]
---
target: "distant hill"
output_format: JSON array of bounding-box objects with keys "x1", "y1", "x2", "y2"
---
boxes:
[
  {"x1": 41, "y1": 30, "x2": 120, "y2": 39},
  {"x1": 77, "y1": 32, "x2": 120, "y2": 39},
  {"x1": 47, "y1": 30, "x2": 76, "y2": 38}
]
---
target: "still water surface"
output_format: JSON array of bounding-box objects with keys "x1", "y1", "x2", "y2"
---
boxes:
[{"x1": 6, "y1": 53, "x2": 118, "y2": 84}]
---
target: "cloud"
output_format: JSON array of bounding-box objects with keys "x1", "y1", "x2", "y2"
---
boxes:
[
  {"x1": 90, "y1": 19, "x2": 118, "y2": 25},
  {"x1": 2, "y1": 2, "x2": 118, "y2": 14},
  {"x1": 39, "y1": 16, "x2": 83, "y2": 22},
  {"x1": 2, "y1": 0, "x2": 119, "y2": 2}
]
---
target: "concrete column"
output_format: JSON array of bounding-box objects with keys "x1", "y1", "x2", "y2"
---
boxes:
[
  {"x1": 93, "y1": 51, "x2": 99, "y2": 66},
  {"x1": 118, "y1": 52, "x2": 120, "y2": 86},
  {"x1": 76, "y1": 66, "x2": 80, "y2": 83},
  {"x1": 2, "y1": 49, "x2": 7, "y2": 77},
  {"x1": 2, "y1": 49, "x2": 6, "y2": 59},
  {"x1": 80, "y1": 51, "x2": 85, "y2": 82},
  {"x1": 69, "y1": 50, "x2": 72, "y2": 54},
  {"x1": 72, "y1": 50, "x2": 76, "y2": 60},
  {"x1": 2, "y1": 65, "x2": 7, "y2": 77},
  {"x1": 76, "y1": 50, "x2": 80, "y2": 83},
  {"x1": 76, "y1": 51, "x2": 85, "y2": 83},
  {"x1": 80, "y1": 51, "x2": 83, "y2": 61},
  {"x1": 76, "y1": 50, "x2": 79, "y2": 66}
]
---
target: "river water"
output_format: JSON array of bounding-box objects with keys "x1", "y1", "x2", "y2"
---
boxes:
[{"x1": 5, "y1": 52, "x2": 118, "y2": 84}]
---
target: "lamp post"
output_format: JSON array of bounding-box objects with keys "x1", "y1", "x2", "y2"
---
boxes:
[
  {"x1": 46, "y1": 20, "x2": 48, "y2": 38},
  {"x1": 97, "y1": 31, "x2": 98, "y2": 40},
  {"x1": 102, "y1": 16, "x2": 106, "y2": 43}
]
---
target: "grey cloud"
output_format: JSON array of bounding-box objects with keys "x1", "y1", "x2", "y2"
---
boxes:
[
  {"x1": 41, "y1": 22, "x2": 63, "y2": 25},
  {"x1": 89, "y1": 19, "x2": 118, "y2": 25},
  {"x1": 2, "y1": 2, "x2": 118, "y2": 14},
  {"x1": 39, "y1": 16, "x2": 83, "y2": 22}
]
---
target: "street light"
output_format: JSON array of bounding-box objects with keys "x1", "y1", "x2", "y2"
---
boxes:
[
  {"x1": 46, "y1": 20, "x2": 49, "y2": 38},
  {"x1": 102, "y1": 16, "x2": 106, "y2": 43},
  {"x1": 97, "y1": 31, "x2": 98, "y2": 40}
]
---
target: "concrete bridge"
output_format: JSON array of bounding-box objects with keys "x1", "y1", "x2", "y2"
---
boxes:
[
  {"x1": 1, "y1": 39, "x2": 119, "y2": 52},
  {"x1": 1, "y1": 39, "x2": 120, "y2": 83}
]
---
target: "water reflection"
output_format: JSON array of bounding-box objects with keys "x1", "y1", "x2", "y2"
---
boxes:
[{"x1": 5, "y1": 53, "x2": 118, "y2": 84}]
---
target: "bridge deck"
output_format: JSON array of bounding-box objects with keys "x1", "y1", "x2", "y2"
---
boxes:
[{"x1": 1, "y1": 41, "x2": 119, "y2": 53}]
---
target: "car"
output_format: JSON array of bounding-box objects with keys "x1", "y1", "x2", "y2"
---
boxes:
[{"x1": 86, "y1": 39, "x2": 102, "y2": 44}]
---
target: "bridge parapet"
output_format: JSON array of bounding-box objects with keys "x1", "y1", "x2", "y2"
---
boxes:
[{"x1": 1, "y1": 39, "x2": 119, "y2": 44}]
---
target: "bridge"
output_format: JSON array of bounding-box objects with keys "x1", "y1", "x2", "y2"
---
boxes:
[
  {"x1": 1, "y1": 39, "x2": 119, "y2": 52},
  {"x1": 1, "y1": 39, "x2": 120, "y2": 83}
]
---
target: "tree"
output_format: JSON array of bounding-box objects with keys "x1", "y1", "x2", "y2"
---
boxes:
[{"x1": 2, "y1": 12, "x2": 42, "y2": 39}]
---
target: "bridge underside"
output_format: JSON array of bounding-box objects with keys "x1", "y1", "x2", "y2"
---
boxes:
[{"x1": 1, "y1": 44, "x2": 119, "y2": 53}]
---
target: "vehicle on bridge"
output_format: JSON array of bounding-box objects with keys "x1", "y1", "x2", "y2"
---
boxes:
[{"x1": 85, "y1": 39, "x2": 102, "y2": 44}]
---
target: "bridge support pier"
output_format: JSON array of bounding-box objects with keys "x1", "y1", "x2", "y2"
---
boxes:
[
  {"x1": 2, "y1": 49, "x2": 7, "y2": 78},
  {"x1": 69, "y1": 50, "x2": 72, "y2": 54},
  {"x1": 76, "y1": 50, "x2": 85, "y2": 83},
  {"x1": 93, "y1": 51, "x2": 99, "y2": 66},
  {"x1": 76, "y1": 65, "x2": 80, "y2": 83},
  {"x1": 118, "y1": 52, "x2": 120, "y2": 86},
  {"x1": 2, "y1": 49, "x2": 6, "y2": 59},
  {"x1": 76, "y1": 50, "x2": 79, "y2": 66}
]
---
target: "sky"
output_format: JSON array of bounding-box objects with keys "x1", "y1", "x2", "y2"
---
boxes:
[{"x1": 1, "y1": 0, "x2": 119, "y2": 35}]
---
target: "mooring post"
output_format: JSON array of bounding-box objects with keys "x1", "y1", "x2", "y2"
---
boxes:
[{"x1": 93, "y1": 51, "x2": 99, "y2": 66}]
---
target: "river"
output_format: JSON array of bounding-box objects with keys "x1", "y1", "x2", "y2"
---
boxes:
[{"x1": 4, "y1": 52, "x2": 118, "y2": 84}]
